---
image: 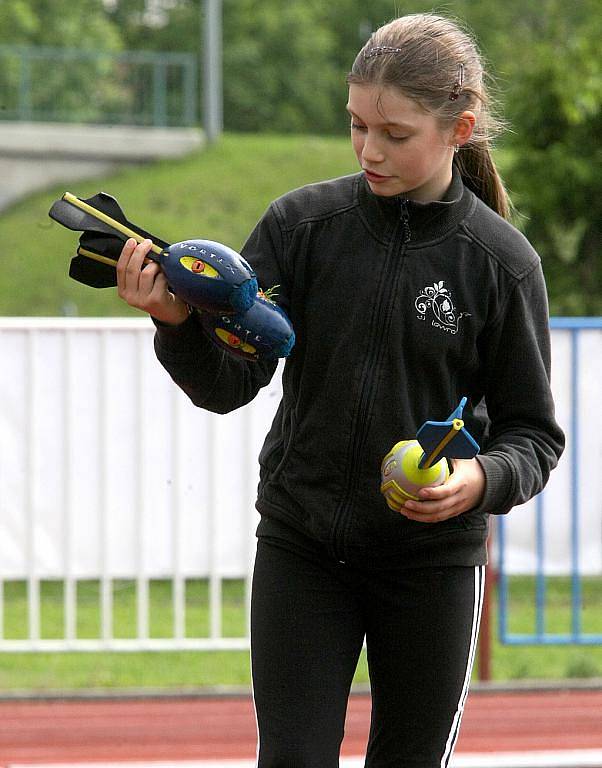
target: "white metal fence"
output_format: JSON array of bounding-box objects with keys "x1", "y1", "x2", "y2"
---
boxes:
[
  {"x1": 0, "y1": 317, "x2": 280, "y2": 651},
  {"x1": 0, "y1": 317, "x2": 600, "y2": 651}
]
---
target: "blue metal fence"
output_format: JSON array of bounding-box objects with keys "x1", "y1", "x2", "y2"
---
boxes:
[
  {"x1": 0, "y1": 45, "x2": 197, "y2": 127},
  {"x1": 498, "y1": 317, "x2": 602, "y2": 645}
]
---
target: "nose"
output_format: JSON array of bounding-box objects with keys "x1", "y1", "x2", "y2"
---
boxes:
[{"x1": 361, "y1": 131, "x2": 386, "y2": 164}]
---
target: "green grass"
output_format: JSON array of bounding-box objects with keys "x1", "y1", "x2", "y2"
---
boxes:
[
  {"x1": 0, "y1": 579, "x2": 252, "y2": 691},
  {"x1": 492, "y1": 576, "x2": 602, "y2": 681},
  {"x1": 502, "y1": 576, "x2": 602, "y2": 637},
  {"x1": 1, "y1": 579, "x2": 245, "y2": 641},
  {"x1": 0, "y1": 133, "x2": 357, "y2": 317},
  {"x1": 0, "y1": 577, "x2": 600, "y2": 691}
]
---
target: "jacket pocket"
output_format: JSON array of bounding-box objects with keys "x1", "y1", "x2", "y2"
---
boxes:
[
  {"x1": 259, "y1": 405, "x2": 297, "y2": 482},
  {"x1": 259, "y1": 433, "x2": 284, "y2": 472}
]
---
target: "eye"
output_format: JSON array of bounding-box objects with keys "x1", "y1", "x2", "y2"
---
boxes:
[
  {"x1": 388, "y1": 133, "x2": 409, "y2": 142},
  {"x1": 351, "y1": 122, "x2": 367, "y2": 132}
]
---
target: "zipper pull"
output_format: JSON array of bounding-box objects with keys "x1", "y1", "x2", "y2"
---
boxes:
[{"x1": 400, "y1": 199, "x2": 411, "y2": 243}]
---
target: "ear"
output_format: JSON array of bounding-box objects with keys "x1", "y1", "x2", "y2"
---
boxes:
[{"x1": 453, "y1": 111, "x2": 476, "y2": 147}]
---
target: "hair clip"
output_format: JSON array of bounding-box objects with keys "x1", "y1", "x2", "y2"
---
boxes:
[
  {"x1": 363, "y1": 45, "x2": 403, "y2": 60},
  {"x1": 449, "y1": 62, "x2": 465, "y2": 101}
]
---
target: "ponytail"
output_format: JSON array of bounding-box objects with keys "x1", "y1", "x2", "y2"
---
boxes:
[{"x1": 454, "y1": 143, "x2": 511, "y2": 220}]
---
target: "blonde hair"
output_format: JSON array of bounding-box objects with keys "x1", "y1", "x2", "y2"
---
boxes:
[{"x1": 347, "y1": 13, "x2": 511, "y2": 219}]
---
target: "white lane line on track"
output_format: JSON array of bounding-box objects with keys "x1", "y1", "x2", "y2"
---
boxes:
[{"x1": 7, "y1": 752, "x2": 602, "y2": 768}]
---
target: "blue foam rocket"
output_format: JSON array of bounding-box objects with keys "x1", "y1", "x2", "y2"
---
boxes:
[
  {"x1": 48, "y1": 191, "x2": 258, "y2": 315},
  {"x1": 48, "y1": 191, "x2": 297, "y2": 361},
  {"x1": 198, "y1": 293, "x2": 296, "y2": 362},
  {"x1": 416, "y1": 397, "x2": 480, "y2": 469}
]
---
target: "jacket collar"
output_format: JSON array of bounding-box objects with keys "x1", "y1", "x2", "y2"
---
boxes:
[{"x1": 355, "y1": 163, "x2": 474, "y2": 245}]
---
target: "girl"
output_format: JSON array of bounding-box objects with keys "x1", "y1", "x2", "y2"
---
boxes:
[{"x1": 117, "y1": 13, "x2": 564, "y2": 768}]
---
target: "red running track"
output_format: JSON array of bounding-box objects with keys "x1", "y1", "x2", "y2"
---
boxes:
[{"x1": 0, "y1": 689, "x2": 601, "y2": 763}]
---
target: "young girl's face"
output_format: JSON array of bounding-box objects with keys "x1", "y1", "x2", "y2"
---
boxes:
[{"x1": 347, "y1": 83, "x2": 455, "y2": 202}]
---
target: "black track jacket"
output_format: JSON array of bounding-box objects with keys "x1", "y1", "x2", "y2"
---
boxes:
[{"x1": 153, "y1": 166, "x2": 565, "y2": 568}]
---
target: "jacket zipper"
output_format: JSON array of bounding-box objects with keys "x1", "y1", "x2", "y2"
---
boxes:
[
  {"x1": 330, "y1": 199, "x2": 411, "y2": 562},
  {"x1": 400, "y1": 198, "x2": 411, "y2": 244}
]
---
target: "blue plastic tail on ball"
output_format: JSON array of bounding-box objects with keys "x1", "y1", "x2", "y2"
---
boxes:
[
  {"x1": 230, "y1": 277, "x2": 259, "y2": 313},
  {"x1": 415, "y1": 396, "x2": 480, "y2": 469},
  {"x1": 273, "y1": 330, "x2": 295, "y2": 359},
  {"x1": 447, "y1": 396, "x2": 468, "y2": 422}
]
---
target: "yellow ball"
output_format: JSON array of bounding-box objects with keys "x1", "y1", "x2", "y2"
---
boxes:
[{"x1": 380, "y1": 440, "x2": 449, "y2": 512}]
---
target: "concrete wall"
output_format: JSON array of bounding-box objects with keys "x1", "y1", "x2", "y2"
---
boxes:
[{"x1": 0, "y1": 122, "x2": 205, "y2": 211}]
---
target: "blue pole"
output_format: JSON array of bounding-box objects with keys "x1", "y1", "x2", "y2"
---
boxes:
[
  {"x1": 18, "y1": 50, "x2": 32, "y2": 121},
  {"x1": 203, "y1": 0, "x2": 223, "y2": 141},
  {"x1": 183, "y1": 55, "x2": 197, "y2": 126},
  {"x1": 535, "y1": 491, "x2": 546, "y2": 639},
  {"x1": 498, "y1": 516, "x2": 508, "y2": 642},
  {"x1": 153, "y1": 59, "x2": 168, "y2": 127},
  {"x1": 570, "y1": 328, "x2": 582, "y2": 640}
]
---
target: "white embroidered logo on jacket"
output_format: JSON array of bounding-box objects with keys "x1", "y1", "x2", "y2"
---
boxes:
[{"x1": 415, "y1": 281, "x2": 471, "y2": 335}]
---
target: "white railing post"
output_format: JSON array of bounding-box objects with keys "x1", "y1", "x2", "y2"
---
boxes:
[
  {"x1": 99, "y1": 332, "x2": 113, "y2": 644},
  {"x1": 26, "y1": 329, "x2": 40, "y2": 645},
  {"x1": 207, "y1": 415, "x2": 222, "y2": 640},
  {"x1": 135, "y1": 331, "x2": 150, "y2": 643},
  {"x1": 171, "y1": 389, "x2": 185, "y2": 640},
  {"x1": 244, "y1": 402, "x2": 257, "y2": 640},
  {"x1": 63, "y1": 329, "x2": 77, "y2": 644}
]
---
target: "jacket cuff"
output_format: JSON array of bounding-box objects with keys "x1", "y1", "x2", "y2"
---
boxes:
[
  {"x1": 152, "y1": 310, "x2": 193, "y2": 332},
  {"x1": 153, "y1": 312, "x2": 216, "y2": 360},
  {"x1": 474, "y1": 452, "x2": 515, "y2": 515}
]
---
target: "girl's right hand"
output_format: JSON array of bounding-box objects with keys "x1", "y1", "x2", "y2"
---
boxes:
[{"x1": 116, "y1": 238, "x2": 190, "y2": 326}]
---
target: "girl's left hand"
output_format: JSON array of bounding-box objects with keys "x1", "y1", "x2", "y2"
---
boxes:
[{"x1": 401, "y1": 458, "x2": 486, "y2": 523}]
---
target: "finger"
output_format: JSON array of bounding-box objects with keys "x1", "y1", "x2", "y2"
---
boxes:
[
  {"x1": 143, "y1": 268, "x2": 173, "y2": 311},
  {"x1": 405, "y1": 479, "x2": 466, "y2": 512},
  {"x1": 137, "y1": 261, "x2": 163, "y2": 298},
  {"x1": 144, "y1": 276, "x2": 190, "y2": 325},
  {"x1": 122, "y1": 239, "x2": 154, "y2": 294},
  {"x1": 116, "y1": 238, "x2": 138, "y2": 291},
  {"x1": 417, "y1": 476, "x2": 461, "y2": 500},
  {"x1": 148, "y1": 271, "x2": 175, "y2": 305},
  {"x1": 402, "y1": 499, "x2": 463, "y2": 523},
  {"x1": 403, "y1": 509, "x2": 457, "y2": 523},
  {"x1": 404, "y1": 494, "x2": 459, "y2": 517}
]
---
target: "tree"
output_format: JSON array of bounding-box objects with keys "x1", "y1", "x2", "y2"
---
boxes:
[
  {"x1": 221, "y1": 0, "x2": 343, "y2": 134},
  {"x1": 486, "y1": 2, "x2": 601, "y2": 314},
  {"x1": 0, "y1": 0, "x2": 122, "y2": 49},
  {"x1": 0, "y1": 0, "x2": 124, "y2": 124}
]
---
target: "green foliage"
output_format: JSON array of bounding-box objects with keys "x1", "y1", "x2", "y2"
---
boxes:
[
  {"x1": 501, "y1": 24, "x2": 601, "y2": 314},
  {"x1": 428, "y1": 0, "x2": 601, "y2": 314},
  {"x1": 0, "y1": 0, "x2": 121, "y2": 49},
  {"x1": 0, "y1": 0, "x2": 123, "y2": 124},
  {"x1": 222, "y1": 0, "x2": 342, "y2": 134}
]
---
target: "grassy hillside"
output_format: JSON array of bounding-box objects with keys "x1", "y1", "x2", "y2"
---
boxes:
[{"x1": 0, "y1": 134, "x2": 357, "y2": 316}]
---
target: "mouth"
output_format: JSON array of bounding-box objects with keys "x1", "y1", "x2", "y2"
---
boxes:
[{"x1": 363, "y1": 169, "x2": 393, "y2": 182}]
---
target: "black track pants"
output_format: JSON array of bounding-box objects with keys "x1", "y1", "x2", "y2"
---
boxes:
[{"x1": 251, "y1": 536, "x2": 485, "y2": 768}]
